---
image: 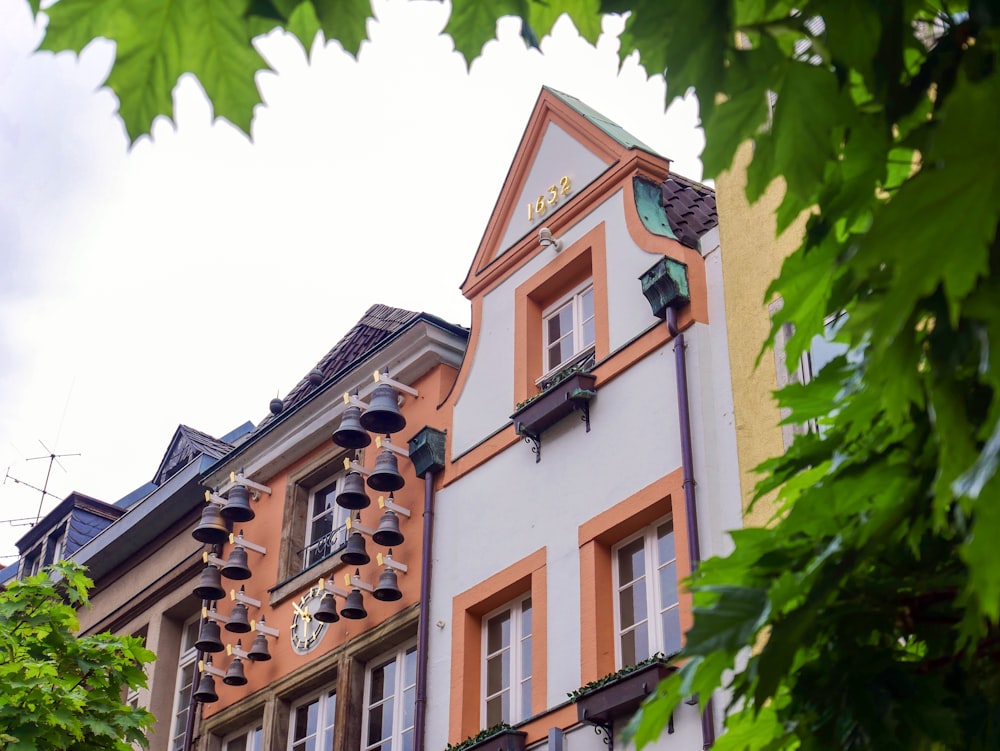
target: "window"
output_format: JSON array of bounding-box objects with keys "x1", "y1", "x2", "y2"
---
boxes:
[
  {"x1": 482, "y1": 595, "x2": 532, "y2": 726},
  {"x1": 542, "y1": 281, "x2": 595, "y2": 375},
  {"x1": 613, "y1": 518, "x2": 681, "y2": 666},
  {"x1": 169, "y1": 616, "x2": 202, "y2": 751},
  {"x1": 225, "y1": 723, "x2": 263, "y2": 751},
  {"x1": 301, "y1": 474, "x2": 351, "y2": 571},
  {"x1": 363, "y1": 644, "x2": 417, "y2": 751},
  {"x1": 290, "y1": 689, "x2": 336, "y2": 751}
]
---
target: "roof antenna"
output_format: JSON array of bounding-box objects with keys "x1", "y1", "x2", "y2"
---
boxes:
[{"x1": 25, "y1": 440, "x2": 80, "y2": 524}]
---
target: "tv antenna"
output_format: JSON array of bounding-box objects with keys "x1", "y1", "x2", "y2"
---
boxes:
[{"x1": 22, "y1": 440, "x2": 80, "y2": 524}]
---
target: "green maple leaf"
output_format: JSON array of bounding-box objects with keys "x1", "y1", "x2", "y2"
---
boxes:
[{"x1": 43, "y1": 0, "x2": 268, "y2": 140}]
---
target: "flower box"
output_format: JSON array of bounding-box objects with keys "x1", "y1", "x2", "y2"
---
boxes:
[
  {"x1": 574, "y1": 661, "x2": 674, "y2": 726},
  {"x1": 450, "y1": 728, "x2": 527, "y2": 751},
  {"x1": 511, "y1": 372, "x2": 597, "y2": 456}
]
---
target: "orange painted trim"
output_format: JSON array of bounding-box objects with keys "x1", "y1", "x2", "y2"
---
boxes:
[
  {"x1": 463, "y1": 150, "x2": 676, "y2": 302},
  {"x1": 512, "y1": 223, "x2": 610, "y2": 406},
  {"x1": 449, "y1": 549, "x2": 548, "y2": 743},
  {"x1": 577, "y1": 469, "x2": 688, "y2": 683},
  {"x1": 462, "y1": 90, "x2": 630, "y2": 293}
]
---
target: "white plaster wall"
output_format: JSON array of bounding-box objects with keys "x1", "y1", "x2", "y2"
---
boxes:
[
  {"x1": 427, "y1": 358, "x2": 684, "y2": 750},
  {"x1": 452, "y1": 190, "x2": 674, "y2": 458},
  {"x1": 498, "y1": 122, "x2": 609, "y2": 254}
]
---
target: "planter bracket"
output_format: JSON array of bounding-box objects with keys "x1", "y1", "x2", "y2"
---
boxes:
[{"x1": 586, "y1": 718, "x2": 613, "y2": 749}]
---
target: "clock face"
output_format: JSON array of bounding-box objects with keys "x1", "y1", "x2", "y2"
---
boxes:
[{"x1": 290, "y1": 585, "x2": 329, "y2": 654}]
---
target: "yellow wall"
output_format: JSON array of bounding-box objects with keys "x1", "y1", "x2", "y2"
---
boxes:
[{"x1": 715, "y1": 143, "x2": 806, "y2": 527}]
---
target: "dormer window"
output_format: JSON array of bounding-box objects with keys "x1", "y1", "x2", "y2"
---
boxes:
[{"x1": 542, "y1": 281, "x2": 595, "y2": 376}]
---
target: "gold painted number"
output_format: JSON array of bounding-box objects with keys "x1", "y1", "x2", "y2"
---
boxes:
[
  {"x1": 527, "y1": 176, "x2": 572, "y2": 222},
  {"x1": 560, "y1": 176, "x2": 571, "y2": 195}
]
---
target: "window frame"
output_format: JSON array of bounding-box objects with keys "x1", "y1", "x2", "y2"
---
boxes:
[
  {"x1": 300, "y1": 473, "x2": 352, "y2": 572},
  {"x1": 288, "y1": 686, "x2": 337, "y2": 751},
  {"x1": 168, "y1": 614, "x2": 202, "y2": 751},
  {"x1": 224, "y1": 721, "x2": 264, "y2": 751},
  {"x1": 362, "y1": 642, "x2": 418, "y2": 751},
  {"x1": 611, "y1": 516, "x2": 681, "y2": 668},
  {"x1": 481, "y1": 593, "x2": 533, "y2": 727},
  {"x1": 540, "y1": 279, "x2": 596, "y2": 379}
]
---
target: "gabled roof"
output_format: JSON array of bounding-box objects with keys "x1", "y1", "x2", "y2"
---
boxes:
[
  {"x1": 254, "y1": 304, "x2": 421, "y2": 431},
  {"x1": 544, "y1": 87, "x2": 659, "y2": 154},
  {"x1": 152, "y1": 424, "x2": 239, "y2": 486}
]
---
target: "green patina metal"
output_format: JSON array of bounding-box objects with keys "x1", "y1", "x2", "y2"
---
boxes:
[
  {"x1": 545, "y1": 87, "x2": 662, "y2": 154},
  {"x1": 632, "y1": 176, "x2": 678, "y2": 241},
  {"x1": 640, "y1": 256, "x2": 690, "y2": 319}
]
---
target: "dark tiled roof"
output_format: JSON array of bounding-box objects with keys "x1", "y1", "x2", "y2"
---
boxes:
[
  {"x1": 153, "y1": 424, "x2": 237, "y2": 486},
  {"x1": 660, "y1": 174, "x2": 718, "y2": 249},
  {"x1": 255, "y1": 305, "x2": 420, "y2": 431}
]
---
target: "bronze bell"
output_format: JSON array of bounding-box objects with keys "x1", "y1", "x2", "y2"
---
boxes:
[
  {"x1": 193, "y1": 564, "x2": 226, "y2": 601},
  {"x1": 314, "y1": 592, "x2": 340, "y2": 623},
  {"x1": 340, "y1": 530, "x2": 370, "y2": 566},
  {"x1": 372, "y1": 508, "x2": 404, "y2": 547},
  {"x1": 226, "y1": 601, "x2": 251, "y2": 633},
  {"x1": 336, "y1": 472, "x2": 370, "y2": 510},
  {"x1": 193, "y1": 503, "x2": 230, "y2": 545},
  {"x1": 332, "y1": 405, "x2": 372, "y2": 449},
  {"x1": 247, "y1": 632, "x2": 271, "y2": 661},
  {"x1": 223, "y1": 656, "x2": 248, "y2": 686},
  {"x1": 340, "y1": 588, "x2": 367, "y2": 620},
  {"x1": 373, "y1": 567, "x2": 402, "y2": 602},
  {"x1": 193, "y1": 670, "x2": 219, "y2": 703},
  {"x1": 221, "y1": 484, "x2": 254, "y2": 523},
  {"x1": 367, "y1": 449, "x2": 405, "y2": 492},
  {"x1": 360, "y1": 383, "x2": 406, "y2": 435},
  {"x1": 221, "y1": 546, "x2": 252, "y2": 581},
  {"x1": 195, "y1": 618, "x2": 225, "y2": 653}
]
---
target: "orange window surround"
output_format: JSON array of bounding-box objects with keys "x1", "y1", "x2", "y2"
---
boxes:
[
  {"x1": 449, "y1": 548, "x2": 547, "y2": 743},
  {"x1": 577, "y1": 469, "x2": 690, "y2": 683},
  {"x1": 513, "y1": 223, "x2": 610, "y2": 408}
]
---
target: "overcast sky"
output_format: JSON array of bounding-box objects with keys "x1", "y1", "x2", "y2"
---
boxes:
[{"x1": 0, "y1": 0, "x2": 703, "y2": 562}]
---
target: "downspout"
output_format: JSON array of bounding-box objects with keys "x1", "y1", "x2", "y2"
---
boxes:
[
  {"x1": 640, "y1": 258, "x2": 716, "y2": 749},
  {"x1": 666, "y1": 307, "x2": 716, "y2": 750},
  {"x1": 409, "y1": 427, "x2": 447, "y2": 751},
  {"x1": 182, "y1": 612, "x2": 208, "y2": 751}
]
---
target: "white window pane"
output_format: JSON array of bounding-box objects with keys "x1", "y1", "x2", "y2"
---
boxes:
[
  {"x1": 658, "y1": 561, "x2": 678, "y2": 607},
  {"x1": 657, "y1": 521, "x2": 675, "y2": 562},
  {"x1": 520, "y1": 677, "x2": 532, "y2": 719},
  {"x1": 617, "y1": 538, "x2": 645, "y2": 583},
  {"x1": 662, "y1": 605, "x2": 682, "y2": 654},
  {"x1": 581, "y1": 318, "x2": 595, "y2": 350},
  {"x1": 487, "y1": 612, "x2": 510, "y2": 654},
  {"x1": 618, "y1": 580, "x2": 648, "y2": 628},
  {"x1": 581, "y1": 287, "x2": 594, "y2": 319}
]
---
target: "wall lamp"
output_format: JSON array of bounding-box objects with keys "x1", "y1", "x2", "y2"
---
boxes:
[{"x1": 539, "y1": 227, "x2": 562, "y2": 252}]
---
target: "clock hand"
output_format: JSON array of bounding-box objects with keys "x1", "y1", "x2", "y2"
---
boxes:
[{"x1": 293, "y1": 602, "x2": 311, "y2": 620}]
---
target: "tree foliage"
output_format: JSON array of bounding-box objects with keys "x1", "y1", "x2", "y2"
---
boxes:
[
  {"x1": 0, "y1": 561, "x2": 155, "y2": 750},
  {"x1": 30, "y1": 0, "x2": 1000, "y2": 748}
]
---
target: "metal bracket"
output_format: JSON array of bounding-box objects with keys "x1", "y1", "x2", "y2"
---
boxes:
[{"x1": 520, "y1": 429, "x2": 542, "y2": 463}]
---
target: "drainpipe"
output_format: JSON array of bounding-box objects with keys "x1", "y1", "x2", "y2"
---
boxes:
[
  {"x1": 182, "y1": 607, "x2": 208, "y2": 751},
  {"x1": 408, "y1": 427, "x2": 448, "y2": 751},
  {"x1": 640, "y1": 258, "x2": 716, "y2": 749},
  {"x1": 666, "y1": 307, "x2": 715, "y2": 750}
]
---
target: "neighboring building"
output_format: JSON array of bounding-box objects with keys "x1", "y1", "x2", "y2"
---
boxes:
[
  {"x1": 423, "y1": 88, "x2": 741, "y2": 751},
  {"x1": 192, "y1": 304, "x2": 468, "y2": 751}
]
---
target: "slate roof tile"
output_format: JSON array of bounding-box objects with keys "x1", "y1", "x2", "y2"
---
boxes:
[{"x1": 660, "y1": 174, "x2": 718, "y2": 249}]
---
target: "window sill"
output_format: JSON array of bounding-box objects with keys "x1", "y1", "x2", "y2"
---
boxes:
[{"x1": 269, "y1": 551, "x2": 347, "y2": 605}]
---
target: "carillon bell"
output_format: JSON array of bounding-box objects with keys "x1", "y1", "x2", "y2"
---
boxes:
[
  {"x1": 221, "y1": 484, "x2": 254, "y2": 523},
  {"x1": 223, "y1": 656, "x2": 248, "y2": 686},
  {"x1": 340, "y1": 588, "x2": 367, "y2": 620},
  {"x1": 332, "y1": 405, "x2": 372, "y2": 449},
  {"x1": 341, "y1": 530, "x2": 370, "y2": 566},
  {"x1": 336, "y1": 472, "x2": 370, "y2": 510},
  {"x1": 221, "y1": 546, "x2": 252, "y2": 580},
  {"x1": 195, "y1": 618, "x2": 225, "y2": 653},
  {"x1": 314, "y1": 592, "x2": 340, "y2": 623},
  {"x1": 193, "y1": 670, "x2": 219, "y2": 703},
  {"x1": 247, "y1": 632, "x2": 271, "y2": 661},
  {"x1": 226, "y1": 601, "x2": 251, "y2": 633},
  {"x1": 360, "y1": 383, "x2": 406, "y2": 435},
  {"x1": 193, "y1": 564, "x2": 226, "y2": 601},
  {"x1": 373, "y1": 567, "x2": 402, "y2": 602},
  {"x1": 367, "y1": 449, "x2": 405, "y2": 492},
  {"x1": 372, "y1": 508, "x2": 404, "y2": 547},
  {"x1": 193, "y1": 503, "x2": 230, "y2": 545}
]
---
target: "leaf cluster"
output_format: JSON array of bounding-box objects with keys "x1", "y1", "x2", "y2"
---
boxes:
[
  {"x1": 566, "y1": 651, "x2": 672, "y2": 702},
  {"x1": 0, "y1": 561, "x2": 156, "y2": 751},
  {"x1": 443, "y1": 722, "x2": 514, "y2": 751}
]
